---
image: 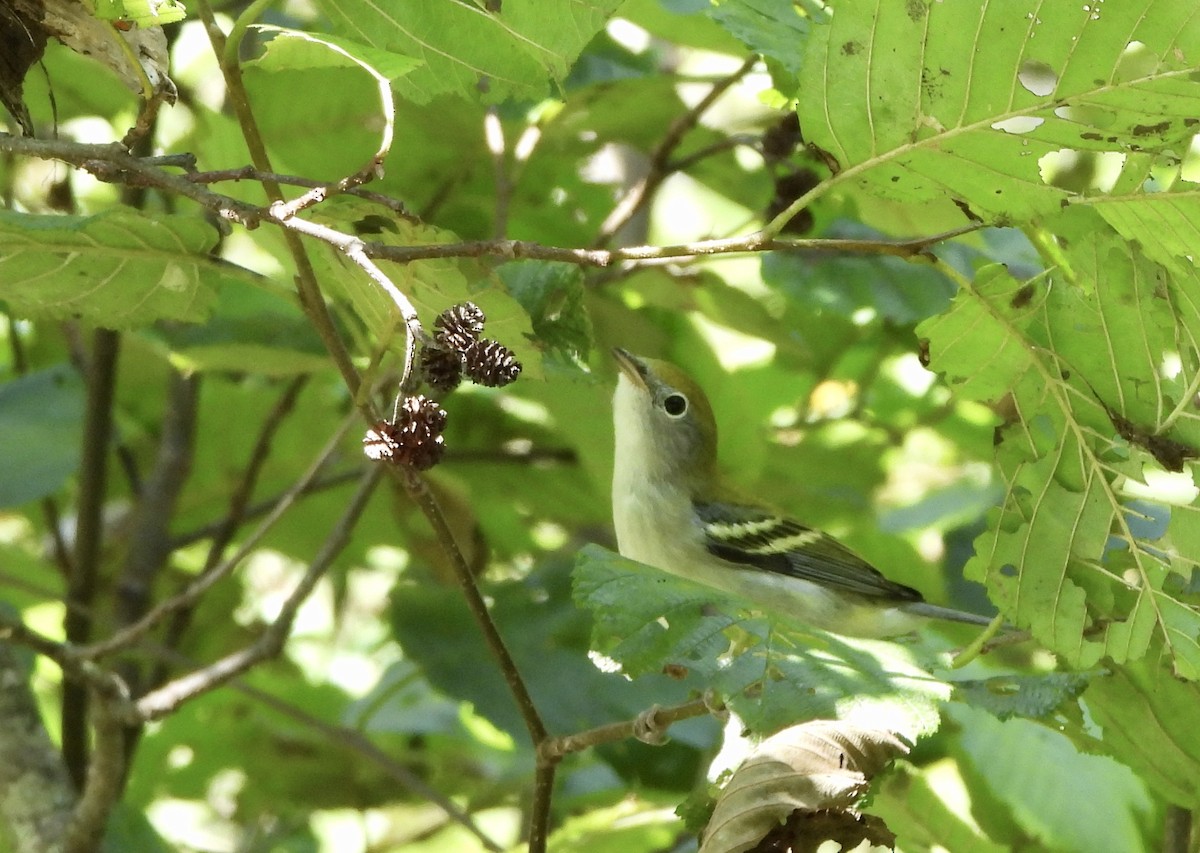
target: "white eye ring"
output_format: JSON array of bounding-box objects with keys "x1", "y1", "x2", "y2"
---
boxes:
[{"x1": 663, "y1": 393, "x2": 688, "y2": 418}]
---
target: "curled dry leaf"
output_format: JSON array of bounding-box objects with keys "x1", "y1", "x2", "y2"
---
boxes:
[{"x1": 700, "y1": 720, "x2": 910, "y2": 853}]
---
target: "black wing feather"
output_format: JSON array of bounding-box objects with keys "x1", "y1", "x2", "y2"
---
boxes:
[{"x1": 694, "y1": 500, "x2": 922, "y2": 603}]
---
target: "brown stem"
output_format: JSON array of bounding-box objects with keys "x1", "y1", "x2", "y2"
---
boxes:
[
  {"x1": 63, "y1": 701, "x2": 125, "y2": 853},
  {"x1": 63, "y1": 329, "x2": 120, "y2": 790},
  {"x1": 593, "y1": 55, "x2": 758, "y2": 248},
  {"x1": 112, "y1": 370, "x2": 200, "y2": 688}
]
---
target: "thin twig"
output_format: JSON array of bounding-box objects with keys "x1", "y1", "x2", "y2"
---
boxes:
[
  {"x1": 149, "y1": 376, "x2": 309, "y2": 688},
  {"x1": 0, "y1": 614, "x2": 131, "y2": 706},
  {"x1": 188, "y1": 166, "x2": 414, "y2": 216},
  {"x1": 147, "y1": 645, "x2": 506, "y2": 851},
  {"x1": 167, "y1": 467, "x2": 361, "y2": 550},
  {"x1": 112, "y1": 371, "x2": 200, "y2": 690},
  {"x1": 400, "y1": 469, "x2": 546, "y2": 740},
  {"x1": 135, "y1": 466, "x2": 382, "y2": 720},
  {"x1": 537, "y1": 694, "x2": 724, "y2": 763},
  {"x1": 593, "y1": 55, "x2": 758, "y2": 247},
  {"x1": 193, "y1": 0, "x2": 364, "y2": 401},
  {"x1": 0, "y1": 134, "x2": 986, "y2": 270},
  {"x1": 80, "y1": 411, "x2": 359, "y2": 660},
  {"x1": 63, "y1": 329, "x2": 120, "y2": 790}
]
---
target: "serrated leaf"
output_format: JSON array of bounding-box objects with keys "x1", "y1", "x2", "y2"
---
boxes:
[
  {"x1": 248, "y1": 28, "x2": 422, "y2": 79},
  {"x1": 1085, "y1": 660, "x2": 1200, "y2": 807},
  {"x1": 951, "y1": 703, "x2": 1154, "y2": 853},
  {"x1": 0, "y1": 210, "x2": 255, "y2": 327},
  {"x1": 799, "y1": 0, "x2": 1200, "y2": 222},
  {"x1": 498, "y1": 260, "x2": 592, "y2": 363},
  {"x1": 574, "y1": 545, "x2": 950, "y2": 741},
  {"x1": 313, "y1": 0, "x2": 622, "y2": 104},
  {"x1": 922, "y1": 235, "x2": 1200, "y2": 677},
  {"x1": 709, "y1": 0, "x2": 813, "y2": 77},
  {"x1": 952, "y1": 672, "x2": 1093, "y2": 720},
  {"x1": 701, "y1": 721, "x2": 908, "y2": 853}
]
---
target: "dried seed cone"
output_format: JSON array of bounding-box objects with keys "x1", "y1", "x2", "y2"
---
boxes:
[
  {"x1": 463, "y1": 339, "x2": 522, "y2": 387},
  {"x1": 361, "y1": 395, "x2": 448, "y2": 470},
  {"x1": 434, "y1": 302, "x2": 486, "y2": 352},
  {"x1": 420, "y1": 345, "x2": 464, "y2": 392}
]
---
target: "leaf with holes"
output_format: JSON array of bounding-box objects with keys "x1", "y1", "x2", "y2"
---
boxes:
[
  {"x1": 920, "y1": 232, "x2": 1200, "y2": 677},
  {"x1": 798, "y1": 0, "x2": 1200, "y2": 232}
]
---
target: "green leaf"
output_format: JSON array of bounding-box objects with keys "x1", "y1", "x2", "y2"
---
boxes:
[
  {"x1": 249, "y1": 28, "x2": 422, "y2": 79},
  {"x1": 0, "y1": 210, "x2": 249, "y2": 327},
  {"x1": 709, "y1": 0, "x2": 813, "y2": 77},
  {"x1": 799, "y1": 0, "x2": 1200, "y2": 221},
  {"x1": 307, "y1": 200, "x2": 540, "y2": 379},
  {"x1": 921, "y1": 241, "x2": 1200, "y2": 677},
  {"x1": 498, "y1": 260, "x2": 592, "y2": 364},
  {"x1": 950, "y1": 704, "x2": 1154, "y2": 853},
  {"x1": 313, "y1": 0, "x2": 623, "y2": 104},
  {"x1": 874, "y1": 763, "x2": 1008, "y2": 853},
  {"x1": 146, "y1": 280, "x2": 329, "y2": 376},
  {"x1": 1085, "y1": 660, "x2": 1200, "y2": 807},
  {"x1": 574, "y1": 544, "x2": 950, "y2": 740},
  {"x1": 0, "y1": 366, "x2": 84, "y2": 507},
  {"x1": 952, "y1": 672, "x2": 1093, "y2": 720},
  {"x1": 94, "y1": 0, "x2": 187, "y2": 27}
]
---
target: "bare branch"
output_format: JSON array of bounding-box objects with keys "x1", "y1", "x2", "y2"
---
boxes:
[
  {"x1": 63, "y1": 329, "x2": 120, "y2": 790},
  {"x1": 81, "y1": 411, "x2": 360, "y2": 660},
  {"x1": 63, "y1": 702, "x2": 125, "y2": 853},
  {"x1": 135, "y1": 465, "x2": 382, "y2": 720},
  {"x1": 112, "y1": 370, "x2": 200, "y2": 691},
  {"x1": 537, "y1": 693, "x2": 725, "y2": 763},
  {"x1": 593, "y1": 55, "x2": 758, "y2": 247},
  {"x1": 150, "y1": 376, "x2": 309, "y2": 687},
  {"x1": 188, "y1": 166, "x2": 414, "y2": 216}
]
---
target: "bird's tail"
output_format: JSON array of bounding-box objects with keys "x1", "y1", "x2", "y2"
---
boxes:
[{"x1": 903, "y1": 601, "x2": 1000, "y2": 628}]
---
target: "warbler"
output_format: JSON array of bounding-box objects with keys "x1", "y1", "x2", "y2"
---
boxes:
[{"x1": 611, "y1": 348, "x2": 996, "y2": 638}]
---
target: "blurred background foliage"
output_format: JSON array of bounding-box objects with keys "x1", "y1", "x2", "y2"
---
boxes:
[{"x1": 3, "y1": 0, "x2": 1200, "y2": 850}]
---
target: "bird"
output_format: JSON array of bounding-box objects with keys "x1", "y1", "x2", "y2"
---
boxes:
[{"x1": 610, "y1": 347, "x2": 997, "y2": 639}]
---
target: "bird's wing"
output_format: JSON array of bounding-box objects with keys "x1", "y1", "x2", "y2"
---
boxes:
[{"x1": 692, "y1": 500, "x2": 923, "y2": 603}]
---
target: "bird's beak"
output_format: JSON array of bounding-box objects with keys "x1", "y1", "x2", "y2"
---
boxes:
[{"x1": 612, "y1": 347, "x2": 650, "y2": 391}]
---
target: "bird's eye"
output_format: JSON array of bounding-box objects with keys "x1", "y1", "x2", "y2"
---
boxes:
[{"x1": 663, "y1": 393, "x2": 688, "y2": 417}]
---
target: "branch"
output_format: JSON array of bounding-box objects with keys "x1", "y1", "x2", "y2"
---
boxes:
[
  {"x1": 187, "y1": 166, "x2": 414, "y2": 216},
  {"x1": 81, "y1": 411, "x2": 360, "y2": 660},
  {"x1": 593, "y1": 55, "x2": 758, "y2": 247},
  {"x1": 396, "y1": 469, "x2": 551, "y2": 849},
  {"x1": 537, "y1": 693, "x2": 726, "y2": 763},
  {"x1": 145, "y1": 643, "x2": 506, "y2": 852},
  {"x1": 63, "y1": 329, "x2": 120, "y2": 790},
  {"x1": 135, "y1": 465, "x2": 382, "y2": 720},
  {"x1": 167, "y1": 467, "x2": 361, "y2": 551},
  {"x1": 150, "y1": 376, "x2": 308, "y2": 688},
  {"x1": 193, "y1": 0, "x2": 364, "y2": 401},
  {"x1": 112, "y1": 370, "x2": 199, "y2": 692},
  {"x1": 0, "y1": 134, "x2": 986, "y2": 272},
  {"x1": 63, "y1": 702, "x2": 125, "y2": 853}
]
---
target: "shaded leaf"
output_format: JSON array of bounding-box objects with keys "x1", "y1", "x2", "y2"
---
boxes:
[{"x1": 0, "y1": 210, "x2": 251, "y2": 327}]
